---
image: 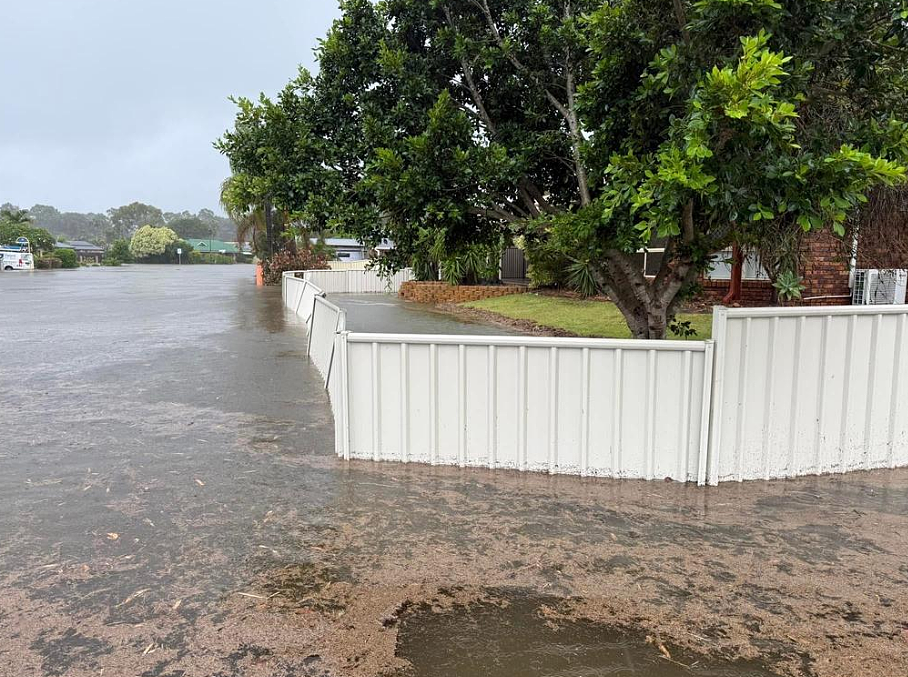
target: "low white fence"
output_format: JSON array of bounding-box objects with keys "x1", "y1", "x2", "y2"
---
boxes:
[
  {"x1": 334, "y1": 334, "x2": 714, "y2": 482},
  {"x1": 282, "y1": 275, "x2": 908, "y2": 485},
  {"x1": 709, "y1": 306, "x2": 908, "y2": 483},
  {"x1": 327, "y1": 260, "x2": 370, "y2": 271},
  {"x1": 302, "y1": 268, "x2": 413, "y2": 294}
]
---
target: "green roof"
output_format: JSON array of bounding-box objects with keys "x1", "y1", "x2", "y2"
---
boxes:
[{"x1": 185, "y1": 239, "x2": 239, "y2": 254}]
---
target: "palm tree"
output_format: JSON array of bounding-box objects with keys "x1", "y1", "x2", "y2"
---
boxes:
[
  {"x1": 220, "y1": 176, "x2": 267, "y2": 257},
  {"x1": 0, "y1": 207, "x2": 32, "y2": 225}
]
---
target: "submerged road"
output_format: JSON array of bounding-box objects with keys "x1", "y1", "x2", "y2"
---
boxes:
[{"x1": 1, "y1": 265, "x2": 906, "y2": 677}]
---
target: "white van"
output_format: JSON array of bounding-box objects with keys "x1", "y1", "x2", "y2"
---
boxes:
[{"x1": 1, "y1": 238, "x2": 35, "y2": 271}]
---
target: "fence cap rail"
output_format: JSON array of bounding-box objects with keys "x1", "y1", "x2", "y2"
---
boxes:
[
  {"x1": 345, "y1": 332, "x2": 711, "y2": 351},
  {"x1": 284, "y1": 274, "x2": 325, "y2": 297},
  {"x1": 314, "y1": 294, "x2": 345, "y2": 314},
  {"x1": 716, "y1": 304, "x2": 908, "y2": 318}
]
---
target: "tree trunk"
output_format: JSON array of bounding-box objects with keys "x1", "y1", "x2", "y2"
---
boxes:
[
  {"x1": 264, "y1": 197, "x2": 275, "y2": 260},
  {"x1": 594, "y1": 248, "x2": 700, "y2": 340}
]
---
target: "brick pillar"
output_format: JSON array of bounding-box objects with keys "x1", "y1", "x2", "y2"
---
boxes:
[{"x1": 799, "y1": 230, "x2": 852, "y2": 305}]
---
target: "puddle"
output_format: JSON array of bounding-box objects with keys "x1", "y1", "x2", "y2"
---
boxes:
[{"x1": 396, "y1": 592, "x2": 778, "y2": 677}]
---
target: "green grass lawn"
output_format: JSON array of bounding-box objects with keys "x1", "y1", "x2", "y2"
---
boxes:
[{"x1": 463, "y1": 293, "x2": 713, "y2": 340}]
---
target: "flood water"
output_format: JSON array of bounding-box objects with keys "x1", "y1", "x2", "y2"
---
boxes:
[
  {"x1": 397, "y1": 591, "x2": 778, "y2": 677},
  {"x1": 1, "y1": 265, "x2": 905, "y2": 677}
]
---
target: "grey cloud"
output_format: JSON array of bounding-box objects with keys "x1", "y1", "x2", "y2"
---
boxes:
[{"x1": 0, "y1": 0, "x2": 341, "y2": 213}]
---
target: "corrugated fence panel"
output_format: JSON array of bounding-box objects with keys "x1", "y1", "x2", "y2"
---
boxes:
[
  {"x1": 303, "y1": 268, "x2": 414, "y2": 294},
  {"x1": 709, "y1": 306, "x2": 908, "y2": 484},
  {"x1": 340, "y1": 334, "x2": 713, "y2": 482},
  {"x1": 283, "y1": 272, "x2": 908, "y2": 486},
  {"x1": 308, "y1": 296, "x2": 346, "y2": 385}
]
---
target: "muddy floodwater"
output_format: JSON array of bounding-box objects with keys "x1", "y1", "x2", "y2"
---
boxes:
[{"x1": 1, "y1": 265, "x2": 906, "y2": 677}]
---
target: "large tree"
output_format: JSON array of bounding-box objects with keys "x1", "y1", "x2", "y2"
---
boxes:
[
  {"x1": 220, "y1": 0, "x2": 908, "y2": 337},
  {"x1": 108, "y1": 202, "x2": 165, "y2": 241},
  {"x1": 0, "y1": 207, "x2": 57, "y2": 253}
]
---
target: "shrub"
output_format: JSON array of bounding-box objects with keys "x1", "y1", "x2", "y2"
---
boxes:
[
  {"x1": 54, "y1": 248, "x2": 79, "y2": 269},
  {"x1": 189, "y1": 252, "x2": 235, "y2": 265},
  {"x1": 107, "y1": 239, "x2": 133, "y2": 263},
  {"x1": 129, "y1": 225, "x2": 179, "y2": 260},
  {"x1": 523, "y1": 235, "x2": 571, "y2": 289},
  {"x1": 35, "y1": 257, "x2": 62, "y2": 269},
  {"x1": 262, "y1": 249, "x2": 329, "y2": 286},
  {"x1": 102, "y1": 257, "x2": 123, "y2": 267}
]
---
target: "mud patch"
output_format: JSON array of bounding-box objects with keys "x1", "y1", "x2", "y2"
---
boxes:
[
  {"x1": 395, "y1": 590, "x2": 780, "y2": 677},
  {"x1": 256, "y1": 563, "x2": 349, "y2": 614}
]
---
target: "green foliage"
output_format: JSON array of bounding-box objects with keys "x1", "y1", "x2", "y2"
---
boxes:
[
  {"x1": 189, "y1": 251, "x2": 235, "y2": 265},
  {"x1": 772, "y1": 270, "x2": 806, "y2": 301},
  {"x1": 218, "y1": 0, "x2": 908, "y2": 337},
  {"x1": 0, "y1": 208, "x2": 57, "y2": 253},
  {"x1": 108, "y1": 202, "x2": 165, "y2": 241},
  {"x1": 35, "y1": 256, "x2": 62, "y2": 270},
  {"x1": 168, "y1": 216, "x2": 214, "y2": 239},
  {"x1": 261, "y1": 249, "x2": 329, "y2": 286},
  {"x1": 129, "y1": 225, "x2": 179, "y2": 260},
  {"x1": 107, "y1": 239, "x2": 133, "y2": 263},
  {"x1": 464, "y1": 294, "x2": 712, "y2": 340},
  {"x1": 54, "y1": 248, "x2": 79, "y2": 269}
]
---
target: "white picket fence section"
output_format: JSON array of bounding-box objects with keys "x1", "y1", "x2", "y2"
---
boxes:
[
  {"x1": 282, "y1": 275, "x2": 908, "y2": 485},
  {"x1": 333, "y1": 334, "x2": 714, "y2": 482},
  {"x1": 709, "y1": 306, "x2": 908, "y2": 483}
]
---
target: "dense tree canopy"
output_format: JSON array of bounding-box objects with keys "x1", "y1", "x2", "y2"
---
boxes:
[
  {"x1": 108, "y1": 202, "x2": 166, "y2": 241},
  {"x1": 219, "y1": 0, "x2": 908, "y2": 337},
  {"x1": 167, "y1": 216, "x2": 215, "y2": 239},
  {"x1": 0, "y1": 207, "x2": 57, "y2": 253},
  {"x1": 2, "y1": 202, "x2": 240, "y2": 245},
  {"x1": 129, "y1": 225, "x2": 179, "y2": 259}
]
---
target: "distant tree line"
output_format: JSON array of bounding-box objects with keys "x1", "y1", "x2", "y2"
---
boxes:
[{"x1": 0, "y1": 201, "x2": 238, "y2": 245}]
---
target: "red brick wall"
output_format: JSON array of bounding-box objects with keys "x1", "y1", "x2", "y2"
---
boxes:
[
  {"x1": 698, "y1": 278, "x2": 775, "y2": 306},
  {"x1": 799, "y1": 230, "x2": 852, "y2": 306},
  {"x1": 400, "y1": 281, "x2": 526, "y2": 304}
]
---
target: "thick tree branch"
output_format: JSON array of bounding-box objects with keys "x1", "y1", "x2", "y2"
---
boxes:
[{"x1": 443, "y1": 4, "x2": 497, "y2": 135}]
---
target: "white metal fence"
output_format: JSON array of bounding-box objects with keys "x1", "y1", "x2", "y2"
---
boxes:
[
  {"x1": 334, "y1": 334, "x2": 714, "y2": 482},
  {"x1": 282, "y1": 276, "x2": 908, "y2": 485},
  {"x1": 302, "y1": 268, "x2": 413, "y2": 294},
  {"x1": 709, "y1": 306, "x2": 908, "y2": 483}
]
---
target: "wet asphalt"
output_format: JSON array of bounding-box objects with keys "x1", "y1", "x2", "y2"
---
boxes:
[{"x1": 1, "y1": 265, "x2": 907, "y2": 677}]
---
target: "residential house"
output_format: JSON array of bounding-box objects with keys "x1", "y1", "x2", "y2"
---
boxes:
[
  {"x1": 55, "y1": 240, "x2": 104, "y2": 263},
  {"x1": 185, "y1": 239, "x2": 241, "y2": 261}
]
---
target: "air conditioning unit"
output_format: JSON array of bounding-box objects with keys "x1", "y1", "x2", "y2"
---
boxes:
[{"x1": 853, "y1": 269, "x2": 908, "y2": 305}]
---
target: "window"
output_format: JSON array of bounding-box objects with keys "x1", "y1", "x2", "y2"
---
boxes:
[{"x1": 706, "y1": 248, "x2": 768, "y2": 280}]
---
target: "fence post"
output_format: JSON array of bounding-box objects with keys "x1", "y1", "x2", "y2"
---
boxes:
[
  {"x1": 698, "y1": 340, "x2": 716, "y2": 486},
  {"x1": 339, "y1": 331, "x2": 351, "y2": 460},
  {"x1": 295, "y1": 278, "x2": 308, "y2": 315},
  {"x1": 707, "y1": 307, "x2": 729, "y2": 486}
]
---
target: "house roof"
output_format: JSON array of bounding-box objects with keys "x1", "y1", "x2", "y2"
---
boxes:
[
  {"x1": 310, "y1": 238, "x2": 395, "y2": 250},
  {"x1": 311, "y1": 237, "x2": 364, "y2": 249},
  {"x1": 185, "y1": 239, "x2": 239, "y2": 254},
  {"x1": 56, "y1": 240, "x2": 104, "y2": 252}
]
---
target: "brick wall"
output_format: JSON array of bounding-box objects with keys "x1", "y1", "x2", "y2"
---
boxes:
[
  {"x1": 697, "y1": 278, "x2": 775, "y2": 306},
  {"x1": 400, "y1": 281, "x2": 526, "y2": 304},
  {"x1": 799, "y1": 230, "x2": 852, "y2": 306}
]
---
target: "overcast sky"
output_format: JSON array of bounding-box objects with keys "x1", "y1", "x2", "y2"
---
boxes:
[{"x1": 0, "y1": 0, "x2": 342, "y2": 215}]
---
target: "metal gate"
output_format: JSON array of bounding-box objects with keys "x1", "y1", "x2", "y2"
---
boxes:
[{"x1": 501, "y1": 247, "x2": 528, "y2": 281}]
